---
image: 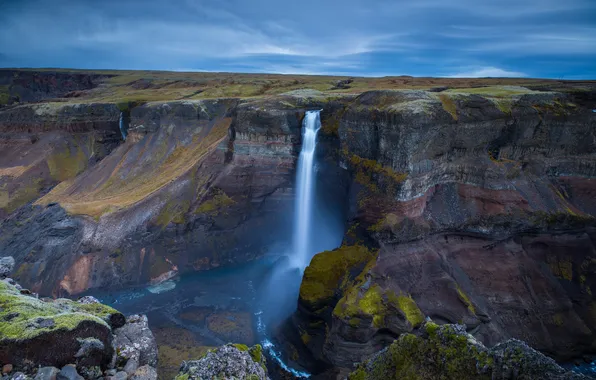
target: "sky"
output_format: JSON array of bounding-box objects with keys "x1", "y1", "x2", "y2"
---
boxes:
[{"x1": 1, "y1": 0, "x2": 595, "y2": 78}]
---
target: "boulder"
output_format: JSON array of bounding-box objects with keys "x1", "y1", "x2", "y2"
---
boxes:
[
  {"x1": 175, "y1": 344, "x2": 268, "y2": 380},
  {"x1": 0, "y1": 281, "x2": 123, "y2": 370},
  {"x1": 34, "y1": 367, "x2": 59, "y2": 380},
  {"x1": 112, "y1": 315, "x2": 157, "y2": 368}
]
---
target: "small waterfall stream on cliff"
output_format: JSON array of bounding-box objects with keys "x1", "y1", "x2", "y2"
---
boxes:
[{"x1": 119, "y1": 112, "x2": 128, "y2": 140}]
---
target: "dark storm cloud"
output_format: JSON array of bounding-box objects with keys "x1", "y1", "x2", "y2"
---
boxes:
[{"x1": 1, "y1": 0, "x2": 595, "y2": 77}]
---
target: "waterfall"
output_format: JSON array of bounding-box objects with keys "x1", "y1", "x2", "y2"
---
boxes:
[
  {"x1": 254, "y1": 110, "x2": 326, "y2": 378},
  {"x1": 119, "y1": 112, "x2": 128, "y2": 140},
  {"x1": 292, "y1": 110, "x2": 321, "y2": 268}
]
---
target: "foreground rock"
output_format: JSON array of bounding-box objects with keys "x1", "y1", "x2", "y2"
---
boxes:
[
  {"x1": 0, "y1": 273, "x2": 157, "y2": 379},
  {"x1": 349, "y1": 322, "x2": 587, "y2": 380},
  {"x1": 112, "y1": 315, "x2": 158, "y2": 370},
  {"x1": 175, "y1": 344, "x2": 268, "y2": 380}
]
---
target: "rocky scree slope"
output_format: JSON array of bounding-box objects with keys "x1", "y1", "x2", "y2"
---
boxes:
[{"x1": 286, "y1": 88, "x2": 596, "y2": 371}]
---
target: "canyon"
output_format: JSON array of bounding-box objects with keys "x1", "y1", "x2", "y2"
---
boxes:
[{"x1": 1, "y1": 69, "x2": 596, "y2": 378}]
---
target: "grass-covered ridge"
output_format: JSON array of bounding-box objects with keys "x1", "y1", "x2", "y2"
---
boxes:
[{"x1": 2, "y1": 68, "x2": 593, "y2": 106}]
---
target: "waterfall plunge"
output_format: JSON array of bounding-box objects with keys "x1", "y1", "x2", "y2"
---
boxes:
[
  {"x1": 256, "y1": 109, "x2": 345, "y2": 378},
  {"x1": 292, "y1": 110, "x2": 321, "y2": 269}
]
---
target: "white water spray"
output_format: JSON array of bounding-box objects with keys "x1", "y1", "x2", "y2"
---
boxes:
[{"x1": 292, "y1": 110, "x2": 322, "y2": 268}]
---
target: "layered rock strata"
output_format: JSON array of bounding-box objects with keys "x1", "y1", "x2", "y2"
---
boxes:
[{"x1": 291, "y1": 88, "x2": 596, "y2": 370}]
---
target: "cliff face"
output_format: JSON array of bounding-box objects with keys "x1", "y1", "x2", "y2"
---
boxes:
[
  {"x1": 0, "y1": 102, "x2": 122, "y2": 220},
  {"x1": 291, "y1": 88, "x2": 596, "y2": 370}
]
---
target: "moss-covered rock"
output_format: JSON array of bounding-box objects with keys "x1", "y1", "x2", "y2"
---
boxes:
[
  {"x1": 348, "y1": 323, "x2": 586, "y2": 380},
  {"x1": 0, "y1": 280, "x2": 122, "y2": 370},
  {"x1": 175, "y1": 344, "x2": 268, "y2": 380},
  {"x1": 299, "y1": 245, "x2": 378, "y2": 310}
]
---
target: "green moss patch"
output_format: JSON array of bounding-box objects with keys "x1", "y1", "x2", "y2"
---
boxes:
[
  {"x1": 348, "y1": 323, "x2": 493, "y2": 380},
  {"x1": 394, "y1": 293, "x2": 425, "y2": 327},
  {"x1": 348, "y1": 153, "x2": 407, "y2": 194},
  {"x1": 334, "y1": 284, "x2": 386, "y2": 327},
  {"x1": 348, "y1": 321, "x2": 571, "y2": 380},
  {"x1": 438, "y1": 94, "x2": 458, "y2": 120},
  {"x1": 46, "y1": 146, "x2": 88, "y2": 182},
  {"x1": 299, "y1": 245, "x2": 378, "y2": 309},
  {"x1": 1, "y1": 178, "x2": 43, "y2": 214},
  {"x1": 0, "y1": 85, "x2": 10, "y2": 105},
  {"x1": 195, "y1": 188, "x2": 235, "y2": 216},
  {"x1": 0, "y1": 281, "x2": 120, "y2": 341},
  {"x1": 455, "y1": 285, "x2": 476, "y2": 315},
  {"x1": 156, "y1": 198, "x2": 191, "y2": 226},
  {"x1": 248, "y1": 344, "x2": 263, "y2": 363},
  {"x1": 445, "y1": 86, "x2": 535, "y2": 97}
]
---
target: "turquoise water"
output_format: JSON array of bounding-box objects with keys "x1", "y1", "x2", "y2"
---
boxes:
[{"x1": 88, "y1": 256, "x2": 311, "y2": 376}]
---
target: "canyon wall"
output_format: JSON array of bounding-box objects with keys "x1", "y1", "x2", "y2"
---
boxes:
[
  {"x1": 290, "y1": 88, "x2": 596, "y2": 371},
  {"x1": 1, "y1": 75, "x2": 596, "y2": 371},
  {"x1": 0, "y1": 94, "x2": 350, "y2": 296}
]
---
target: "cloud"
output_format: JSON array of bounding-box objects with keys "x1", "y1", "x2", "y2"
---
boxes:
[
  {"x1": 447, "y1": 67, "x2": 527, "y2": 78},
  {"x1": 0, "y1": 0, "x2": 594, "y2": 78}
]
